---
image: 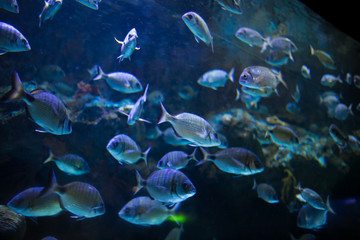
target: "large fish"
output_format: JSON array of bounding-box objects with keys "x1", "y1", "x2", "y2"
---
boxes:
[
  {"x1": 1, "y1": 72, "x2": 72, "y2": 135},
  {"x1": 114, "y1": 28, "x2": 140, "y2": 62},
  {"x1": 158, "y1": 102, "x2": 221, "y2": 147},
  {"x1": 7, "y1": 187, "x2": 62, "y2": 217},
  {"x1": 40, "y1": 171, "x2": 105, "y2": 219},
  {"x1": 38, "y1": 0, "x2": 62, "y2": 27},
  {"x1": 0, "y1": 0, "x2": 19, "y2": 13},
  {"x1": 182, "y1": 11, "x2": 213, "y2": 52},
  {"x1": 135, "y1": 169, "x2": 196, "y2": 204},
  {"x1": 93, "y1": 65, "x2": 143, "y2": 93},
  {"x1": 0, "y1": 22, "x2": 30, "y2": 55}
]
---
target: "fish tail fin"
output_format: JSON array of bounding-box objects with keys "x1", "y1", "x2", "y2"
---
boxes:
[
  {"x1": 1, "y1": 72, "x2": 31, "y2": 103},
  {"x1": 277, "y1": 71, "x2": 287, "y2": 89},
  {"x1": 117, "y1": 55, "x2": 124, "y2": 62},
  {"x1": 349, "y1": 104, "x2": 354, "y2": 115},
  {"x1": 93, "y1": 65, "x2": 105, "y2": 81},
  {"x1": 189, "y1": 147, "x2": 198, "y2": 162},
  {"x1": 228, "y1": 67, "x2": 235, "y2": 82},
  {"x1": 289, "y1": 51, "x2": 295, "y2": 62},
  {"x1": 158, "y1": 102, "x2": 172, "y2": 124},
  {"x1": 235, "y1": 88, "x2": 241, "y2": 101},
  {"x1": 43, "y1": 149, "x2": 55, "y2": 164},
  {"x1": 133, "y1": 170, "x2": 144, "y2": 194},
  {"x1": 143, "y1": 83, "x2": 149, "y2": 102},
  {"x1": 142, "y1": 147, "x2": 151, "y2": 166},
  {"x1": 195, "y1": 147, "x2": 210, "y2": 166},
  {"x1": 252, "y1": 178, "x2": 257, "y2": 190},
  {"x1": 38, "y1": 170, "x2": 59, "y2": 198},
  {"x1": 114, "y1": 37, "x2": 124, "y2": 45},
  {"x1": 309, "y1": 45, "x2": 315, "y2": 55},
  {"x1": 260, "y1": 37, "x2": 270, "y2": 53},
  {"x1": 326, "y1": 196, "x2": 335, "y2": 214},
  {"x1": 337, "y1": 75, "x2": 343, "y2": 83}
]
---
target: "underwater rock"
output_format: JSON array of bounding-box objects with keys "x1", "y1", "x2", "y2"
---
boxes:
[{"x1": 0, "y1": 205, "x2": 26, "y2": 240}]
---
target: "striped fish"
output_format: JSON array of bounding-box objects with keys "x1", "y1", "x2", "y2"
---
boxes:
[{"x1": 0, "y1": 22, "x2": 30, "y2": 55}]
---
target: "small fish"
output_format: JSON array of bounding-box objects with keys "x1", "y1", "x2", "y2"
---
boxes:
[
  {"x1": 7, "y1": 187, "x2": 62, "y2": 217},
  {"x1": 345, "y1": 73, "x2": 352, "y2": 85},
  {"x1": 75, "y1": 0, "x2": 99, "y2": 10},
  {"x1": 0, "y1": 0, "x2": 19, "y2": 13},
  {"x1": 333, "y1": 103, "x2": 353, "y2": 121},
  {"x1": 240, "y1": 92, "x2": 261, "y2": 109},
  {"x1": 216, "y1": 0, "x2": 243, "y2": 14},
  {"x1": 106, "y1": 134, "x2": 151, "y2": 165},
  {"x1": 300, "y1": 65, "x2": 311, "y2": 79},
  {"x1": 148, "y1": 90, "x2": 164, "y2": 104},
  {"x1": 291, "y1": 84, "x2": 300, "y2": 103},
  {"x1": 38, "y1": 0, "x2": 62, "y2": 27},
  {"x1": 252, "y1": 179, "x2": 279, "y2": 204},
  {"x1": 182, "y1": 11, "x2": 213, "y2": 52},
  {"x1": 1, "y1": 72, "x2": 72, "y2": 135},
  {"x1": 158, "y1": 102, "x2": 221, "y2": 147},
  {"x1": 135, "y1": 169, "x2": 196, "y2": 204},
  {"x1": 329, "y1": 124, "x2": 348, "y2": 149},
  {"x1": 119, "y1": 196, "x2": 179, "y2": 226},
  {"x1": 297, "y1": 204, "x2": 327, "y2": 230},
  {"x1": 267, "y1": 125, "x2": 299, "y2": 147},
  {"x1": 114, "y1": 28, "x2": 140, "y2": 62},
  {"x1": 161, "y1": 127, "x2": 192, "y2": 146},
  {"x1": 93, "y1": 65, "x2": 143, "y2": 93},
  {"x1": 157, "y1": 149, "x2": 197, "y2": 170},
  {"x1": 265, "y1": 115, "x2": 289, "y2": 126},
  {"x1": 265, "y1": 50, "x2": 289, "y2": 66},
  {"x1": 239, "y1": 66, "x2": 287, "y2": 94},
  {"x1": 263, "y1": 37, "x2": 297, "y2": 61},
  {"x1": 319, "y1": 94, "x2": 339, "y2": 109},
  {"x1": 118, "y1": 84, "x2": 151, "y2": 125},
  {"x1": 286, "y1": 101, "x2": 301, "y2": 114},
  {"x1": 178, "y1": 85, "x2": 198, "y2": 100},
  {"x1": 295, "y1": 183, "x2": 335, "y2": 214},
  {"x1": 43, "y1": 149, "x2": 90, "y2": 175},
  {"x1": 0, "y1": 22, "x2": 31, "y2": 55},
  {"x1": 40, "y1": 171, "x2": 105, "y2": 219},
  {"x1": 197, "y1": 68, "x2": 234, "y2": 90},
  {"x1": 39, "y1": 64, "x2": 66, "y2": 81},
  {"x1": 310, "y1": 45, "x2": 336, "y2": 70},
  {"x1": 353, "y1": 75, "x2": 360, "y2": 88},
  {"x1": 197, "y1": 147, "x2": 264, "y2": 176},
  {"x1": 348, "y1": 135, "x2": 360, "y2": 152},
  {"x1": 320, "y1": 74, "x2": 342, "y2": 88},
  {"x1": 234, "y1": 27, "x2": 270, "y2": 49}
]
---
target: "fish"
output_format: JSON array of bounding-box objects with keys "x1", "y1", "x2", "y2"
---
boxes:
[
  {"x1": 345, "y1": 73, "x2": 352, "y2": 85},
  {"x1": 265, "y1": 115, "x2": 289, "y2": 126},
  {"x1": 234, "y1": 27, "x2": 270, "y2": 48},
  {"x1": 295, "y1": 183, "x2": 335, "y2": 214},
  {"x1": 354, "y1": 75, "x2": 360, "y2": 88},
  {"x1": 157, "y1": 149, "x2": 197, "y2": 170},
  {"x1": 182, "y1": 11, "x2": 213, "y2": 52},
  {"x1": 329, "y1": 124, "x2": 348, "y2": 149},
  {"x1": 39, "y1": 64, "x2": 66, "y2": 81},
  {"x1": 309, "y1": 45, "x2": 336, "y2": 70},
  {"x1": 240, "y1": 92, "x2": 261, "y2": 109},
  {"x1": 135, "y1": 169, "x2": 196, "y2": 204},
  {"x1": 0, "y1": 22, "x2": 31, "y2": 55},
  {"x1": 348, "y1": 135, "x2": 360, "y2": 152},
  {"x1": 118, "y1": 84, "x2": 152, "y2": 125},
  {"x1": 119, "y1": 196, "x2": 179, "y2": 226},
  {"x1": 40, "y1": 171, "x2": 105, "y2": 219},
  {"x1": 114, "y1": 28, "x2": 140, "y2": 62},
  {"x1": 239, "y1": 66, "x2": 287, "y2": 94},
  {"x1": 333, "y1": 103, "x2": 353, "y2": 121},
  {"x1": 0, "y1": 0, "x2": 19, "y2": 13},
  {"x1": 265, "y1": 49, "x2": 290, "y2": 66},
  {"x1": 197, "y1": 68, "x2": 234, "y2": 90},
  {"x1": 106, "y1": 134, "x2": 151, "y2": 165},
  {"x1": 93, "y1": 65, "x2": 143, "y2": 93},
  {"x1": 7, "y1": 187, "x2": 62, "y2": 217},
  {"x1": 178, "y1": 85, "x2": 198, "y2": 100},
  {"x1": 262, "y1": 37, "x2": 297, "y2": 61},
  {"x1": 197, "y1": 147, "x2": 264, "y2": 176},
  {"x1": 43, "y1": 149, "x2": 90, "y2": 175},
  {"x1": 286, "y1": 101, "x2": 301, "y2": 114},
  {"x1": 215, "y1": 0, "x2": 243, "y2": 14},
  {"x1": 320, "y1": 74, "x2": 342, "y2": 88},
  {"x1": 252, "y1": 179, "x2": 279, "y2": 204},
  {"x1": 38, "y1": 0, "x2": 62, "y2": 27},
  {"x1": 1, "y1": 72, "x2": 72, "y2": 135},
  {"x1": 297, "y1": 204, "x2": 327, "y2": 230},
  {"x1": 291, "y1": 84, "x2": 300, "y2": 103},
  {"x1": 148, "y1": 90, "x2": 164, "y2": 104},
  {"x1": 267, "y1": 125, "x2": 299, "y2": 147},
  {"x1": 319, "y1": 95, "x2": 339, "y2": 109},
  {"x1": 161, "y1": 127, "x2": 192, "y2": 146},
  {"x1": 75, "y1": 0, "x2": 99, "y2": 10},
  {"x1": 300, "y1": 65, "x2": 311, "y2": 79},
  {"x1": 158, "y1": 102, "x2": 221, "y2": 147}
]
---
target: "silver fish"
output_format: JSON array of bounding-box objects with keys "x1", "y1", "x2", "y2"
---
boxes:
[
  {"x1": 157, "y1": 149, "x2": 197, "y2": 170},
  {"x1": 119, "y1": 84, "x2": 151, "y2": 125},
  {"x1": 297, "y1": 204, "x2": 327, "y2": 230},
  {"x1": 252, "y1": 180, "x2": 279, "y2": 204},
  {"x1": 39, "y1": 0, "x2": 62, "y2": 27},
  {"x1": 197, "y1": 68, "x2": 234, "y2": 90},
  {"x1": 320, "y1": 74, "x2": 342, "y2": 88},
  {"x1": 114, "y1": 28, "x2": 140, "y2": 62},
  {"x1": 40, "y1": 171, "x2": 105, "y2": 219},
  {"x1": 43, "y1": 149, "x2": 90, "y2": 175},
  {"x1": 267, "y1": 125, "x2": 299, "y2": 147},
  {"x1": 135, "y1": 169, "x2": 196, "y2": 204},
  {"x1": 106, "y1": 134, "x2": 151, "y2": 165},
  {"x1": 1, "y1": 72, "x2": 72, "y2": 135},
  {"x1": 7, "y1": 187, "x2": 62, "y2": 217},
  {"x1": 329, "y1": 124, "x2": 348, "y2": 149},
  {"x1": 310, "y1": 45, "x2": 336, "y2": 70},
  {"x1": 235, "y1": 27, "x2": 270, "y2": 48},
  {"x1": 0, "y1": 0, "x2": 19, "y2": 13},
  {"x1": 197, "y1": 147, "x2": 264, "y2": 176},
  {"x1": 119, "y1": 196, "x2": 179, "y2": 226},
  {"x1": 182, "y1": 11, "x2": 213, "y2": 52},
  {"x1": 75, "y1": 0, "x2": 99, "y2": 10},
  {"x1": 262, "y1": 37, "x2": 297, "y2": 61},
  {"x1": 158, "y1": 102, "x2": 221, "y2": 147},
  {"x1": 93, "y1": 65, "x2": 143, "y2": 93},
  {"x1": 265, "y1": 49, "x2": 290, "y2": 66},
  {"x1": 296, "y1": 184, "x2": 335, "y2": 214},
  {"x1": 334, "y1": 103, "x2": 353, "y2": 121},
  {"x1": 301, "y1": 65, "x2": 311, "y2": 79},
  {"x1": 216, "y1": 0, "x2": 243, "y2": 14},
  {"x1": 0, "y1": 22, "x2": 30, "y2": 55}
]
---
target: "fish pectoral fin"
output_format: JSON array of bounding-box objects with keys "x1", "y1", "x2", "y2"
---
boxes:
[
  {"x1": 138, "y1": 118, "x2": 152, "y2": 124},
  {"x1": 118, "y1": 110, "x2": 129, "y2": 117},
  {"x1": 35, "y1": 128, "x2": 49, "y2": 133},
  {"x1": 70, "y1": 215, "x2": 86, "y2": 221},
  {"x1": 194, "y1": 35, "x2": 200, "y2": 43}
]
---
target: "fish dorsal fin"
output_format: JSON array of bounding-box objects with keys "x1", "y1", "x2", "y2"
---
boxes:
[{"x1": 30, "y1": 87, "x2": 47, "y2": 95}]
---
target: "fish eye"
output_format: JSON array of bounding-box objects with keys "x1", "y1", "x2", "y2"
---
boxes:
[
  {"x1": 241, "y1": 73, "x2": 248, "y2": 80},
  {"x1": 112, "y1": 140, "x2": 119, "y2": 148},
  {"x1": 182, "y1": 182, "x2": 191, "y2": 192},
  {"x1": 187, "y1": 14, "x2": 193, "y2": 20}
]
